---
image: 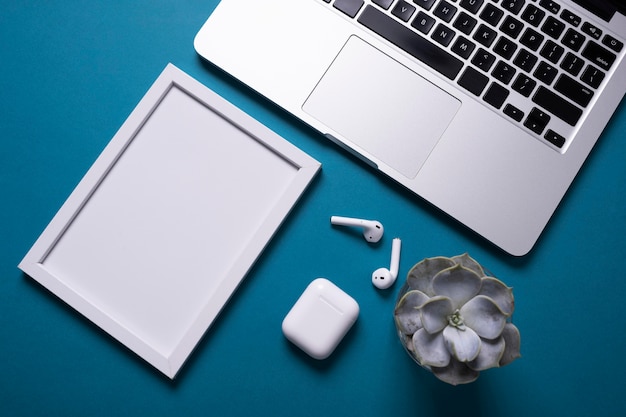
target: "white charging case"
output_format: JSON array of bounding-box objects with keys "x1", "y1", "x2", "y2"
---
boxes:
[{"x1": 282, "y1": 278, "x2": 359, "y2": 360}]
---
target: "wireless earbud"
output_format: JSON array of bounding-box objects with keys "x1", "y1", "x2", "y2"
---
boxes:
[
  {"x1": 372, "y1": 238, "x2": 401, "y2": 289},
  {"x1": 330, "y1": 216, "x2": 384, "y2": 243}
]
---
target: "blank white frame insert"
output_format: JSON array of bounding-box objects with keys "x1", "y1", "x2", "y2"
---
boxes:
[{"x1": 19, "y1": 64, "x2": 320, "y2": 379}]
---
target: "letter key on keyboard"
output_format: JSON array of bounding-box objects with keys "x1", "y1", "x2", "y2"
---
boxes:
[{"x1": 357, "y1": 5, "x2": 463, "y2": 80}]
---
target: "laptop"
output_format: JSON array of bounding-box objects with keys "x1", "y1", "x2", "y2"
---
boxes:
[{"x1": 194, "y1": 0, "x2": 626, "y2": 255}]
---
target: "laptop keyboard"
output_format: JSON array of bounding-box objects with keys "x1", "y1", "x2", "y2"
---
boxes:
[{"x1": 320, "y1": 0, "x2": 624, "y2": 150}]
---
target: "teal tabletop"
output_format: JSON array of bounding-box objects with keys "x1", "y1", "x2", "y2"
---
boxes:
[{"x1": 2, "y1": 1, "x2": 625, "y2": 416}]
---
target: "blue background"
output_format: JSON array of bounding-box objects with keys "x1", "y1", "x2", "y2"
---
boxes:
[{"x1": 2, "y1": 1, "x2": 625, "y2": 416}]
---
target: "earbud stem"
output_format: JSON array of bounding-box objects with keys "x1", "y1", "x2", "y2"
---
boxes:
[
  {"x1": 330, "y1": 216, "x2": 364, "y2": 227},
  {"x1": 389, "y1": 238, "x2": 401, "y2": 277}
]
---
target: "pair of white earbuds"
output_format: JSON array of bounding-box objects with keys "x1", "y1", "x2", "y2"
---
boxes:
[{"x1": 330, "y1": 216, "x2": 401, "y2": 290}]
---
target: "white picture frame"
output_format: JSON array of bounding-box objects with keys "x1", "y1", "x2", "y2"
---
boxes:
[{"x1": 18, "y1": 64, "x2": 321, "y2": 379}]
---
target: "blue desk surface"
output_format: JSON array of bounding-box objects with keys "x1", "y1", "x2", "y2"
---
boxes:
[{"x1": 2, "y1": 2, "x2": 625, "y2": 416}]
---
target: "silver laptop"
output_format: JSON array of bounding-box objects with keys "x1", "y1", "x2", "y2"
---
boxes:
[{"x1": 194, "y1": 0, "x2": 626, "y2": 255}]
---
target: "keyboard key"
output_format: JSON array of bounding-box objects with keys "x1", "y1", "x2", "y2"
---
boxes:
[
  {"x1": 521, "y1": 4, "x2": 545, "y2": 27},
  {"x1": 520, "y1": 28, "x2": 544, "y2": 51},
  {"x1": 372, "y1": 0, "x2": 394, "y2": 9},
  {"x1": 492, "y1": 61, "x2": 517, "y2": 84},
  {"x1": 451, "y1": 36, "x2": 476, "y2": 59},
  {"x1": 333, "y1": 0, "x2": 364, "y2": 18},
  {"x1": 480, "y1": 3, "x2": 504, "y2": 26},
  {"x1": 414, "y1": 0, "x2": 437, "y2": 11},
  {"x1": 458, "y1": 66, "x2": 489, "y2": 95},
  {"x1": 503, "y1": 103, "x2": 524, "y2": 122},
  {"x1": 560, "y1": 9, "x2": 581, "y2": 27},
  {"x1": 412, "y1": 11, "x2": 436, "y2": 34},
  {"x1": 500, "y1": 15, "x2": 524, "y2": 39},
  {"x1": 512, "y1": 73, "x2": 537, "y2": 97},
  {"x1": 533, "y1": 86, "x2": 582, "y2": 125},
  {"x1": 483, "y1": 82, "x2": 510, "y2": 109},
  {"x1": 524, "y1": 107, "x2": 550, "y2": 134},
  {"x1": 472, "y1": 48, "x2": 497, "y2": 71},
  {"x1": 392, "y1": 1, "x2": 416, "y2": 21},
  {"x1": 513, "y1": 49, "x2": 538, "y2": 72},
  {"x1": 540, "y1": 40, "x2": 564, "y2": 63},
  {"x1": 434, "y1": 1, "x2": 458, "y2": 22},
  {"x1": 541, "y1": 16, "x2": 565, "y2": 39},
  {"x1": 534, "y1": 61, "x2": 558, "y2": 85},
  {"x1": 555, "y1": 74, "x2": 593, "y2": 107},
  {"x1": 561, "y1": 28, "x2": 585, "y2": 52},
  {"x1": 474, "y1": 24, "x2": 498, "y2": 47},
  {"x1": 539, "y1": 0, "x2": 560, "y2": 14},
  {"x1": 494, "y1": 36, "x2": 518, "y2": 59},
  {"x1": 581, "y1": 22, "x2": 602, "y2": 40},
  {"x1": 581, "y1": 40, "x2": 616, "y2": 71},
  {"x1": 602, "y1": 34, "x2": 624, "y2": 53},
  {"x1": 459, "y1": 0, "x2": 484, "y2": 14},
  {"x1": 580, "y1": 65, "x2": 605, "y2": 89},
  {"x1": 560, "y1": 52, "x2": 584, "y2": 76},
  {"x1": 432, "y1": 23, "x2": 456, "y2": 47},
  {"x1": 544, "y1": 129, "x2": 566, "y2": 148},
  {"x1": 453, "y1": 12, "x2": 477, "y2": 35},
  {"x1": 357, "y1": 6, "x2": 464, "y2": 79},
  {"x1": 501, "y1": 0, "x2": 526, "y2": 15}
]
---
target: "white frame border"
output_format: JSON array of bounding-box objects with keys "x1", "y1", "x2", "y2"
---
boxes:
[{"x1": 18, "y1": 64, "x2": 320, "y2": 379}]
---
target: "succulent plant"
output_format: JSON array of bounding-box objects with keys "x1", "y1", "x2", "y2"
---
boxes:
[{"x1": 394, "y1": 254, "x2": 521, "y2": 385}]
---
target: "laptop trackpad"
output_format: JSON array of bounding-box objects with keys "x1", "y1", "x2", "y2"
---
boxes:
[{"x1": 303, "y1": 36, "x2": 461, "y2": 178}]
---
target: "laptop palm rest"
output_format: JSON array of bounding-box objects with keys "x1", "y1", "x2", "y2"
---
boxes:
[{"x1": 303, "y1": 36, "x2": 461, "y2": 178}]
